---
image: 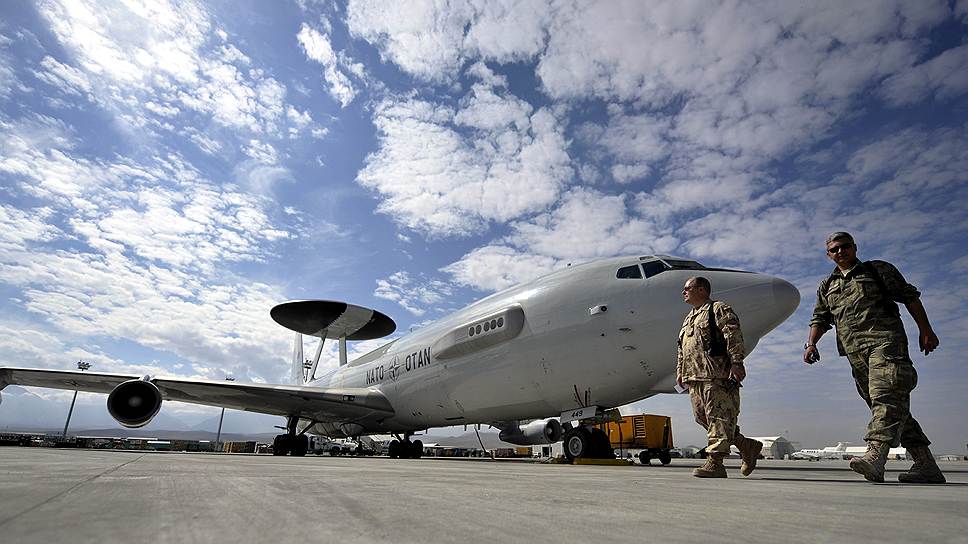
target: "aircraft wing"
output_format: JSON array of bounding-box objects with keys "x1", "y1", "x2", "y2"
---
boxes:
[
  {"x1": 0, "y1": 367, "x2": 139, "y2": 394},
  {"x1": 0, "y1": 367, "x2": 394, "y2": 421}
]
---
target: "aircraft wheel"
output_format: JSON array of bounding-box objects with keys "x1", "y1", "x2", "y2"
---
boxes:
[
  {"x1": 330, "y1": 446, "x2": 341, "y2": 456},
  {"x1": 563, "y1": 428, "x2": 591, "y2": 461},
  {"x1": 638, "y1": 451, "x2": 652, "y2": 465},
  {"x1": 659, "y1": 451, "x2": 672, "y2": 465},
  {"x1": 410, "y1": 439, "x2": 423, "y2": 459},
  {"x1": 290, "y1": 435, "x2": 308, "y2": 457},
  {"x1": 272, "y1": 434, "x2": 290, "y2": 456},
  {"x1": 388, "y1": 439, "x2": 401, "y2": 459}
]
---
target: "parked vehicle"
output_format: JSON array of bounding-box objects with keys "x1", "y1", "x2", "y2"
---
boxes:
[{"x1": 592, "y1": 414, "x2": 674, "y2": 465}]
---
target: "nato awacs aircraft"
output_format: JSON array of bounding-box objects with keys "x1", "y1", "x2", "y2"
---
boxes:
[{"x1": 0, "y1": 256, "x2": 798, "y2": 460}]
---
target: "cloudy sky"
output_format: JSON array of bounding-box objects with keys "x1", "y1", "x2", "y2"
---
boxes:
[{"x1": 1, "y1": 0, "x2": 966, "y2": 453}]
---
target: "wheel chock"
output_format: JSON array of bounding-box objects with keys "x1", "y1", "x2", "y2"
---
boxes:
[{"x1": 572, "y1": 458, "x2": 634, "y2": 466}]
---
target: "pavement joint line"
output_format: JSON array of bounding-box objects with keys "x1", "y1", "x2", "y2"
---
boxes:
[{"x1": 0, "y1": 453, "x2": 147, "y2": 528}]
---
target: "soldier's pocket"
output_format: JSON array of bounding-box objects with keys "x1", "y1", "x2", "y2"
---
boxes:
[
  {"x1": 856, "y1": 277, "x2": 879, "y2": 297},
  {"x1": 701, "y1": 354, "x2": 729, "y2": 379},
  {"x1": 824, "y1": 283, "x2": 843, "y2": 308},
  {"x1": 879, "y1": 341, "x2": 911, "y2": 362},
  {"x1": 898, "y1": 362, "x2": 918, "y2": 392},
  {"x1": 872, "y1": 344, "x2": 917, "y2": 393}
]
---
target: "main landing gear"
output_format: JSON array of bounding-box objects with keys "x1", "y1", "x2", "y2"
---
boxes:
[
  {"x1": 562, "y1": 426, "x2": 614, "y2": 461},
  {"x1": 387, "y1": 433, "x2": 423, "y2": 459},
  {"x1": 638, "y1": 449, "x2": 673, "y2": 466},
  {"x1": 272, "y1": 416, "x2": 309, "y2": 457}
]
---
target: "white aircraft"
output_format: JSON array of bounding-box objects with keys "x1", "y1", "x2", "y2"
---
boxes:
[
  {"x1": 793, "y1": 443, "x2": 907, "y2": 461},
  {"x1": 0, "y1": 255, "x2": 798, "y2": 460},
  {"x1": 792, "y1": 442, "x2": 852, "y2": 460}
]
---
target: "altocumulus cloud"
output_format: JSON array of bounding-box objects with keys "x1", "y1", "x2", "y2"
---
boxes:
[{"x1": 0, "y1": 0, "x2": 966, "y2": 450}]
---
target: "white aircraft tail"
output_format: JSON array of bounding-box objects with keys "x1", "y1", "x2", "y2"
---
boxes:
[
  {"x1": 291, "y1": 331, "x2": 328, "y2": 384},
  {"x1": 291, "y1": 332, "x2": 305, "y2": 384}
]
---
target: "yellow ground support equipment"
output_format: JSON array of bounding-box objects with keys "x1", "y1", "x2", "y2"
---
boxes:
[{"x1": 593, "y1": 414, "x2": 674, "y2": 465}]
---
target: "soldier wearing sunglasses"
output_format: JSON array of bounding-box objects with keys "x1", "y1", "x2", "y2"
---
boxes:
[
  {"x1": 803, "y1": 232, "x2": 944, "y2": 484},
  {"x1": 677, "y1": 276, "x2": 762, "y2": 478}
]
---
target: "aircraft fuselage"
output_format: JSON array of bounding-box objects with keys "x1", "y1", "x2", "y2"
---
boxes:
[{"x1": 305, "y1": 256, "x2": 798, "y2": 437}]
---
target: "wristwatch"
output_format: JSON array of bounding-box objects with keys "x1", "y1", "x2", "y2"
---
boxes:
[{"x1": 803, "y1": 343, "x2": 816, "y2": 349}]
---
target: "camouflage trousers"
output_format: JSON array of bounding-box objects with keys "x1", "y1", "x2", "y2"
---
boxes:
[
  {"x1": 688, "y1": 380, "x2": 747, "y2": 454},
  {"x1": 847, "y1": 341, "x2": 930, "y2": 448}
]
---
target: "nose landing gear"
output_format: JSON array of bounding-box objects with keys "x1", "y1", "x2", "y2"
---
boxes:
[{"x1": 563, "y1": 426, "x2": 614, "y2": 461}]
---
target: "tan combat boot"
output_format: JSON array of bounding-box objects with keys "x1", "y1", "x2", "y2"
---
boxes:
[
  {"x1": 898, "y1": 445, "x2": 946, "y2": 484},
  {"x1": 738, "y1": 437, "x2": 763, "y2": 476},
  {"x1": 849, "y1": 441, "x2": 890, "y2": 482},
  {"x1": 693, "y1": 453, "x2": 727, "y2": 478}
]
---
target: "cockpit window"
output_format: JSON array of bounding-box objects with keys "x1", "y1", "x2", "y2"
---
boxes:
[
  {"x1": 641, "y1": 260, "x2": 668, "y2": 278},
  {"x1": 639, "y1": 258, "x2": 708, "y2": 278},
  {"x1": 664, "y1": 259, "x2": 705, "y2": 270},
  {"x1": 616, "y1": 265, "x2": 643, "y2": 279}
]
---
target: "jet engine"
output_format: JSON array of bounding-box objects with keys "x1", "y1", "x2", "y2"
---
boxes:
[
  {"x1": 498, "y1": 418, "x2": 563, "y2": 445},
  {"x1": 107, "y1": 379, "x2": 163, "y2": 428}
]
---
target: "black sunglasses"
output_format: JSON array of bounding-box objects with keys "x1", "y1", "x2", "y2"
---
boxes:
[{"x1": 827, "y1": 243, "x2": 854, "y2": 254}]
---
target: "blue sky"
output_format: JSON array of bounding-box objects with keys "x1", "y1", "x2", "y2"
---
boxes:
[{"x1": 1, "y1": 0, "x2": 967, "y2": 453}]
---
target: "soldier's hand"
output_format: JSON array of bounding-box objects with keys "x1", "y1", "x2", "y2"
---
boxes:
[
  {"x1": 919, "y1": 330, "x2": 940, "y2": 355},
  {"x1": 803, "y1": 345, "x2": 820, "y2": 364},
  {"x1": 729, "y1": 363, "x2": 746, "y2": 383}
]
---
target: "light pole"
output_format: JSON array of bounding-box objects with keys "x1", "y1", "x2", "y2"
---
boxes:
[
  {"x1": 214, "y1": 376, "x2": 235, "y2": 452},
  {"x1": 62, "y1": 360, "x2": 91, "y2": 438}
]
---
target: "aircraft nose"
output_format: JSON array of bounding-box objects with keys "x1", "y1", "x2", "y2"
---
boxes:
[{"x1": 771, "y1": 277, "x2": 800, "y2": 319}]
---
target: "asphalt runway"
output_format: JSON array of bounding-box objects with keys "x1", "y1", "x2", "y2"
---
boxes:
[{"x1": 1, "y1": 448, "x2": 966, "y2": 543}]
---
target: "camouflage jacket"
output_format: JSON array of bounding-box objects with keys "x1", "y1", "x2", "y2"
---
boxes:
[
  {"x1": 677, "y1": 300, "x2": 746, "y2": 382},
  {"x1": 809, "y1": 260, "x2": 920, "y2": 355}
]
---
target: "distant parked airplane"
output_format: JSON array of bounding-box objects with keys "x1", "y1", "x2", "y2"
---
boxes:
[
  {"x1": 0, "y1": 255, "x2": 798, "y2": 460},
  {"x1": 792, "y1": 442, "x2": 853, "y2": 460},
  {"x1": 793, "y1": 442, "x2": 907, "y2": 461}
]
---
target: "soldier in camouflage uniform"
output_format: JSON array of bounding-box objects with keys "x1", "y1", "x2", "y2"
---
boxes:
[
  {"x1": 677, "y1": 276, "x2": 762, "y2": 478},
  {"x1": 804, "y1": 232, "x2": 945, "y2": 484}
]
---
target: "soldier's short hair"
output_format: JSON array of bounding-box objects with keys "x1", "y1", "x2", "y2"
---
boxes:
[
  {"x1": 689, "y1": 276, "x2": 711, "y2": 293},
  {"x1": 825, "y1": 231, "x2": 855, "y2": 246}
]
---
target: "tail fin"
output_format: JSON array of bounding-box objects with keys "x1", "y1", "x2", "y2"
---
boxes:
[{"x1": 291, "y1": 332, "x2": 305, "y2": 384}]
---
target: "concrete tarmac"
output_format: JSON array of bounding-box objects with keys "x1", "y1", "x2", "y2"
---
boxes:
[{"x1": 1, "y1": 448, "x2": 966, "y2": 543}]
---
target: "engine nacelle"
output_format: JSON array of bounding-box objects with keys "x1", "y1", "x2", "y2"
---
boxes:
[
  {"x1": 107, "y1": 379, "x2": 163, "y2": 428},
  {"x1": 498, "y1": 418, "x2": 563, "y2": 446}
]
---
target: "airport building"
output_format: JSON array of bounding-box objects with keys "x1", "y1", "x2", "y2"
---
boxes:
[{"x1": 745, "y1": 436, "x2": 796, "y2": 459}]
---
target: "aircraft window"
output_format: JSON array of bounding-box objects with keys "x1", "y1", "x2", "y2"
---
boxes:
[
  {"x1": 640, "y1": 258, "x2": 708, "y2": 278},
  {"x1": 490, "y1": 319, "x2": 497, "y2": 329},
  {"x1": 497, "y1": 317, "x2": 504, "y2": 327},
  {"x1": 468, "y1": 327, "x2": 474, "y2": 336},
  {"x1": 665, "y1": 259, "x2": 706, "y2": 270},
  {"x1": 476, "y1": 325, "x2": 482, "y2": 334},
  {"x1": 641, "y1": 260, "x2": 669, "y2": 278},
  {"x1": 484, "y1": 321, "x2": 490, "y2": 331},
  {"x1": 616, "y1": 265, "x2": 643, "y2": 279}
]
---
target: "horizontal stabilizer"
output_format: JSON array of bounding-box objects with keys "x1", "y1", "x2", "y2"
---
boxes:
[{"x1": 270, "y1": 300, "x2": 396, "y2": 340}]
